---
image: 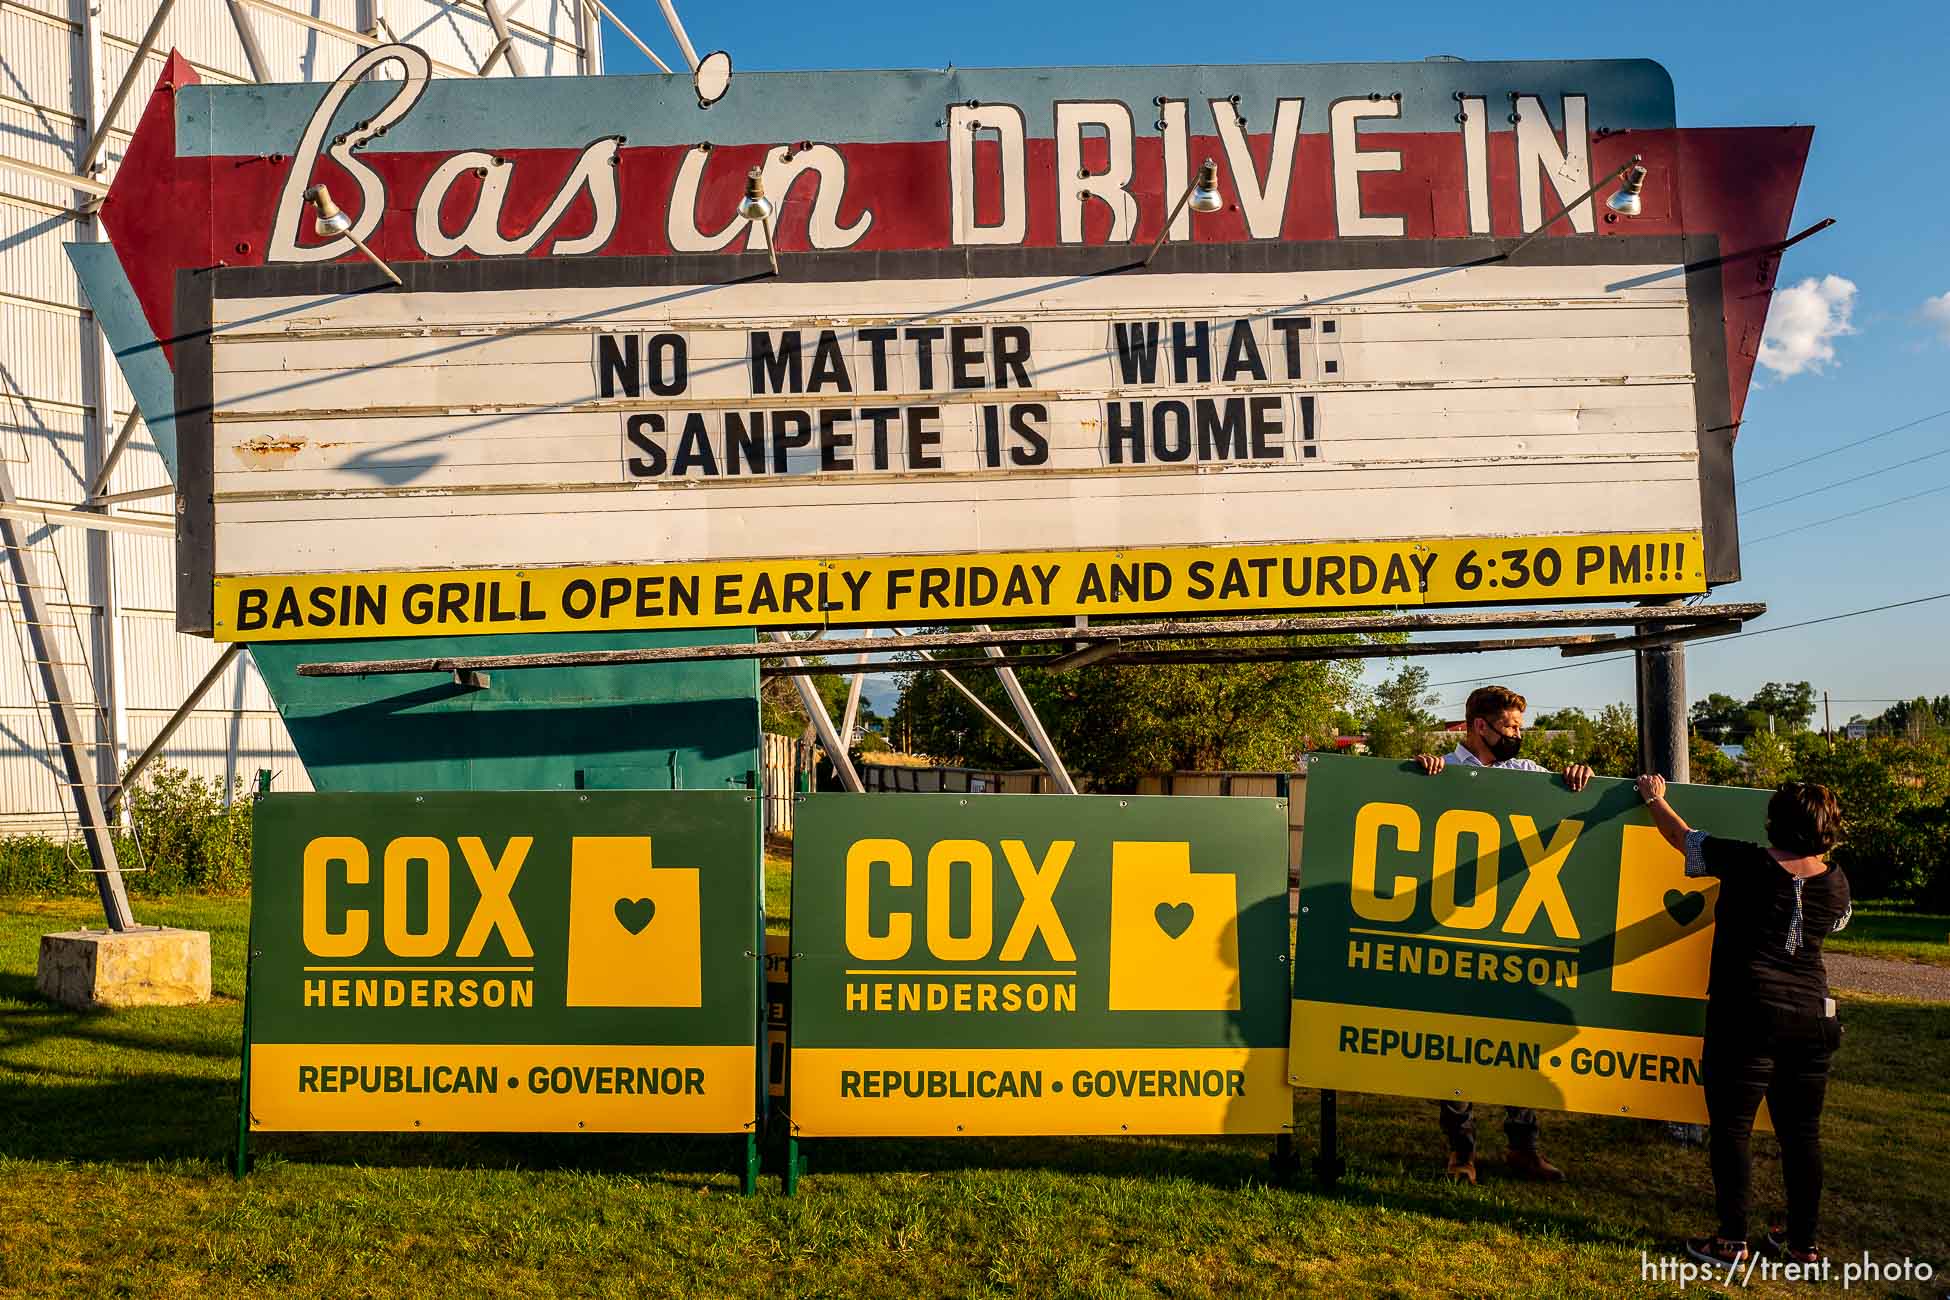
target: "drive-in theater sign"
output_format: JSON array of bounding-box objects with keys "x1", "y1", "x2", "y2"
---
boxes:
[
  {"x1": 84, "y1": 42, "x2": 1813, "y2": 1175},
  {"x1": 91, "y1": 48, "x2": 1810, "y2": 641}
]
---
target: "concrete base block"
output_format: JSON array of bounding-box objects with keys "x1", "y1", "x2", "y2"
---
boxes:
[{"x1": 36, "y1": 927, "x2": 212, "y2": 1009}]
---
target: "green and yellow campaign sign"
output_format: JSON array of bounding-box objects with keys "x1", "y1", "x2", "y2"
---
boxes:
[
  {"x1": 1289, "y1": 756, "x2": 1769, "y2": 1124},
  {"x1": 789, "y1": 794, "x2": 1291, "y2": 1137},
  {"x1": 247, "y1": 791, "x2": 759, "y2": 1134}
]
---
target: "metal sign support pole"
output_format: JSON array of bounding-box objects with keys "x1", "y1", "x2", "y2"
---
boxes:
[
  {"x1": 972, "y1": 625, "x2": 1077, "y2": 794},
  {"x1": 1635, "y1": 639, "x2": 1690, "y2": 784},
  {"x1": 743, "y1": 767, "x2": 762, "y2": 1196},
  {"x1": 654, "y1": 0, "x2": 700, "y2": 70},
  {"x1": 838, "y1": 652, "x2": 867, "y2": 751},
  {"x1": 909, "y1": 647, "x2": 1041, "y2": 764},
  {"x1": 84, "y1": 409, "x2": 145, "y2": 503},
  {"x1": 236, "y1": 768, "x2": 270, "y2": 1179},
  {"x1": 225, "y1": 0, "x2": 272, "y2": 82},
  {"x1": 784, "y1": 766, "x2": 809, "y2": 1196},
  {"x1": 478, "y1": 0, "x2": 529, "y2": 75},
  {"x1": 80, "y1": 0, "x2": 179, "y2": 175},
  {"x1": 765, "y1": 631, "x2": 863, "y2": 792},
  {"x1": 1314, "y1": 1090, "x2": 1345, "y2": 1187},
  {"x1": 587, "y1": 0, "x2": 671, "y2": 72},
  {"x1": 108, "y1": 643, "x2": 243, "y2": 812},
  {"x1": 78, "y1": 0, "x2": 128, "y2": 803},
  {"x1": 0, "y1": 459, "x2": 134, "y2": 932},
  {"x1": 1270, "y1": 773, "x2": 1301, "y2": 1184}
]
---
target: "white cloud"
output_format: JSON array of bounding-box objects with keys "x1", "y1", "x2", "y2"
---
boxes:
[
  {"x1": 1924, "y1": 291, "x2": 1950, "y2": 346},
  {"x1": 1758, "y1": 274, "x2": 1857, "y2": 377}
]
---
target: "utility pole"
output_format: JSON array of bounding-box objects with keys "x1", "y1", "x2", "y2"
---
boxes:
[
  {"x1": 1823, "y1": 691, "x2": 1832, "y2": 739},
  {"x1": 1634, "y1": 639, "x2": 1689, "y2": 784}
]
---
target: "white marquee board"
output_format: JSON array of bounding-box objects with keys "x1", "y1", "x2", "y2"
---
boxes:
[{"x1": 178, "y1": 245, "x2": 1721, "y2": 640}]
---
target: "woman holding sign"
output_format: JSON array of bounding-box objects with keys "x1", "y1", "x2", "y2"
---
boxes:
[{"x1": 1635, "y1": 775, "x2": 1852, "y2": 1270}]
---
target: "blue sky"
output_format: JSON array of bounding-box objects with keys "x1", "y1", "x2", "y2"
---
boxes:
[{"x1": 607, "y1": 0, "x2": 1950, "y2": 726}]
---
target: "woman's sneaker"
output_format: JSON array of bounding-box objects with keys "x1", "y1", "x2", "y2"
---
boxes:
[
  {"x1": 1684, "y1": 1235, "x2": 1749, "y2": 1267},
  {"x1": 1764, "y1": 1224, "x2": 1825, "y2": 1267}
]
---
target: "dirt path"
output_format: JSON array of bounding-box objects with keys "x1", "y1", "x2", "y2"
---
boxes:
[{"x1": 1827, "y1": 952, "x2": 1950, "y2": 1002}]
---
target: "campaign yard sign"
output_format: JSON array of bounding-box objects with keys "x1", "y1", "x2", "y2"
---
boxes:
[
  {"x1": 1289, "y1": 756, "x2": 1770, "y2": 1124},
  {"x1": 246, "y1": 791, "x2": 759, "y2": 1133},
  {"x1": 789, "y1": 794, "x2": 1291, "y2": 1137},
  {"x1": 765, "y1": 932, "x2": 790, "y2": 1101}
]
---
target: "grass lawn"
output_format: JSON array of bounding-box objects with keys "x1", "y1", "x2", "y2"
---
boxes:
[
  {"x1": 765, "y1": 842, "x2": 792, "y2": 933},
  {"x1": 2, "y1": 892, "x2": 1946, "y2": 1298},
  {"x1": 1824, "y1": 901, "x2": 1950, "y2": 967}
]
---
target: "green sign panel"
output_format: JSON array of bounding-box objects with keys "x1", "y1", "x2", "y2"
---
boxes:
[
  {"x1": 789, "y1": 793, "x2": 1292, "y2": 1137},
  {"x1": 1290, "y1": 755, "x2": 1769, "y2": 1124},
  {"x1": 247, "y1": 791, "x2": 760, "y2": 1133}
]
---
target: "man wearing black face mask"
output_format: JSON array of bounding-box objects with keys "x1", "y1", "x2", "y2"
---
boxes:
[{"x1": 1414, "y1": 684, "x2": 1593, "y2": 1186}]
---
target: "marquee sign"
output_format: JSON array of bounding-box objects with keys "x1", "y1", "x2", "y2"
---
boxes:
[{"x1": 99, "y1": 48, "x2": 1814, "y2": 638}]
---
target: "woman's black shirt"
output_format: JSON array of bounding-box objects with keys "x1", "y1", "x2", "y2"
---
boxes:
[{"x1": 1684, "y1": 833, "x2": 1852, "y2": 1018}]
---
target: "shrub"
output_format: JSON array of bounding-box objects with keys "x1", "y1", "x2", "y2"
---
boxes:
[
  {"x1": 0, "y1": 835, "x2": 81, "y2": 896},
  {"x1": 1525, "y1": 704, "x2": 1639, "y2": 777},
  {"x1": 0, "y1": 762, "x2": 253, "y2": 897},
  {"x1": 1793, "y1": 734, "x2": 1950, "y2": 900},
  {"x1": 120, "y1": 763, "x2": 253, "y2": 892},
  {"x1": 1688, "y1": 734, "x2": 1742, "y2": 786}
]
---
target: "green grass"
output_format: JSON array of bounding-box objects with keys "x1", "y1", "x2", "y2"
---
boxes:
[
  {"x1": 1824, "y1": 901, "x2": 1950, "y2": 967},
  {"x1": 765, "y1": 845, "x2": 792, "y2": 934},
  {"x1": 3, "y1": 894, "x2": 1946, "y2": 1297}
]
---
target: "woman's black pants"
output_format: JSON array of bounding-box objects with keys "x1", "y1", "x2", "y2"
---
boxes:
[{"x1": 1701, "y1": 1009, "x2": 1840, "y2": 1249}]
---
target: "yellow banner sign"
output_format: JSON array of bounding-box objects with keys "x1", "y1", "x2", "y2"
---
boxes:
[
  {"x1": 250, "y1": 1044, "x2": 755, "y2": 1132},
  {"x1": 213, "y1": 531, "x2": 1704, "y2": 641},
  {"x1": 1289, "y1": 1002, "x2": 1721, "y2": 1126},
  {"x1": 792, "y1": 1047, "x2": 1292, "y2": 1137}
]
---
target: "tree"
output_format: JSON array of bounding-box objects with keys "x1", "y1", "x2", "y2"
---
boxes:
[
  {"x1": 1742, "y1": 728, "x2": 1797, "y2": 787},
  {"x1": 1876, "y1": 695, "x2": 1950, "y2": 740},
  {"x1": 1364, "y1": 664, "x2": 1442, "y2": 759},
  {"x1": 1584, "y1": 704, "x2": 1641, "y2": 775},
  {"x1": 888, "y1": 667, "x2": 993, "y2": 763},
  {"x1": 1689, "y1": 682, "x2": 1816, "y2": 744},
  {"x1": 890, "y1": 634, "x2": 1368, "y2": 785},
  {"x1": 1690, "y1": 693, "x2": 1749, "y2": 744},
  {"x1": 1749, "y1": 681, "x2": 1817, "y2": 732},
  {"x1": 1906, "y1": 797, "x2": 1950, "y2": 910},
  {"x1": 1688, "y1": 733, "x2": 1741, "y2": 786},
  {"x1": 760, "y1": 651, "x2": 851, "y2": 738},
  {"x1": 1524, "y1": 704, "x2": 1639, "y2": 776},
  {"x1": 1793, "y1": 731, "x2": 1950, "y2": 898}
]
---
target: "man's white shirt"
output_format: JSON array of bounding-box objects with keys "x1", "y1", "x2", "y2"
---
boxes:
[{"x1": 1444, "y1": 742, "x2": 1548, "y2": 774}]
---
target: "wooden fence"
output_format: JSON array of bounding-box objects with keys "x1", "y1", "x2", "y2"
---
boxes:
[
  {"x1": 860, "y1": 764, "x2": 1053, "y2": 794},
  {"x1": 759, "y1": 733, "x2": 813, "y2": 836},
  {"x1": 851, "y1": 758, "x2": 1308, "y2": 876},
  {"x1": 1132, "y1": 770, "x2": 1308, "y2": 878}
]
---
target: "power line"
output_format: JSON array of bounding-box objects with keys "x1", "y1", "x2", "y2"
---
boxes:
[
  {"x1": 1424, "y1": 589, "x2": 1950, "y2": 688},
  {"x1": 1427, "y1": 654, "x2": 1632, "y2": 688},
  {"x1": 1741, "y1": 406, "x2": 1950, "y2": 486},
  {"x1": 1715, "y1": 590, "x2": 1950, "y2": 642},
  {"x1": 1742, "y1": 443, "x2": 1950, "y2": 514},
  {"x1": 1746, "y1": 481, "x2": 1950, "y2": 544}
]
